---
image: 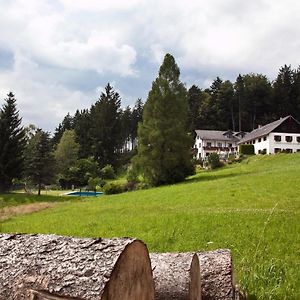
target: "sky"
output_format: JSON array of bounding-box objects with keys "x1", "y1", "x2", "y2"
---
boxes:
[{"x1": 0, "y1": 0, "x2": 299, "y2": 133}]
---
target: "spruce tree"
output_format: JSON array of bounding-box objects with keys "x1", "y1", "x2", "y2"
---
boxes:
[
  {"x1": 0, "y1": 92, "x2": 26, "y2": 192},
  {"x1": 24, "y1": 129, "x2": 55, "y2": 195},
  {"x1": 134, "y1": 53, "x2": 194, "y2": 186},
  {"x1": 90, "y1": 83, "x2": 122, "y2": 168}
]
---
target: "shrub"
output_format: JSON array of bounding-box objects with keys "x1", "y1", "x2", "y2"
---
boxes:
[
  {"x1": 87, "y1": 177, "x2": 101, "y2": 190},
  {"x1": 239, "y1": 144, "x2": 255, "y2": 155},
  {"x1": 103, "y1": 182, "x2": 125, "y2": 195},
  {"x1": 100, "y1": 165, "x2": 116, "y2": 179},
  {"x1": 208, "y1": 153, "x2": 221, "y2": 169}
]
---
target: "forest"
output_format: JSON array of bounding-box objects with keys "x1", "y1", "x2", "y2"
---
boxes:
[{"x1": 0, "y1": 61, "x2": 299, "y2": 192}]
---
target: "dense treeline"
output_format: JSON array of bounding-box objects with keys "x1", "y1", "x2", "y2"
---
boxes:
[
  {"x1": 0, "y1": 61, "x2": 299, "y2": 191},
  {"x1": 187, "y1": 65, "x2": 300, "y2": 133}
]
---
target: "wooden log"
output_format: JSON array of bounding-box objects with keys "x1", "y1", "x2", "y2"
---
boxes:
[
  {"x1": 0, "y1": 234, "x2": 155, "y2": 300},
  {"x1": 150, "y1": 253, "x2": 202, "y2": 300},
  {"x1": 197, "y1": 249, "x2": 235, "y2": 300}
]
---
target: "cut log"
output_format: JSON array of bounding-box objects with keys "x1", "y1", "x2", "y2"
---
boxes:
[
  {"x1": 0, "y1": 234, "x2": 155, "y2": 300},
  {"x1": 150, "y1": 253, "x2": 202, "y2": 300},
  {"x1": 198, "y1": 249, "x2": 235, "y2": 300}
]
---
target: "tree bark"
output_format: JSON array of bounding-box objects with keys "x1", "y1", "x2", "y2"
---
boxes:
[
  {"x1": 0, "y1": 234, "x2": 155, "y2": 300},
  {"x1": 150, "y1": 250, "x2": 239, "y2": 300},
  {"x1": 150, "y1": 253, "x2": 202, "y2": 300},
  {"x1": 197, "y1": 249, "x2": 235, "y2": 300}
]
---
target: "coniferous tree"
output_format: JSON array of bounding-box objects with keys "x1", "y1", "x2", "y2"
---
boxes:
[
  {"x1": 273, "y1": 65, "x2": 293, "y2": 117},
  {"x1": 134, "y1": 53, "x2": 194, "y2": 186},
  {"x1": 90, "y1": 83, "x2": 122, "y2": 168},
  {"x1": 73, "y1": 109, "x2": 93, "y2": 158},
  {"x1": 24, "y1": 129, "x2": 55, "y2": 195},
  {"x1": 131, "y1": 98, "x2": 144, "y2": 148},
  {"x1": 52, "y1": 113, "x2": 74, "y2": 147},
  {"x1": 0, "y1": 92, "x2": 26, "y2": 192}
]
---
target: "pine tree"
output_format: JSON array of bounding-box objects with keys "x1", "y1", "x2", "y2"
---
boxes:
[
  {"x1": 24, "y1": 129, "x2": 55, "y2": 195},
  {"x1": 90, "y1": 83, "x2": 122, "y2": 168},
  {"x1": 0, "y1": 92, "x2": 26, "y2": 192},
  {"x1": 134, "y1": 53, "x2": 194, "y2": 186}
]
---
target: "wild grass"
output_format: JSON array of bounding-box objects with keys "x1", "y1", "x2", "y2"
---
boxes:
[{"x1": 1, "y1": 153, "x2": 300, "y2": 299}]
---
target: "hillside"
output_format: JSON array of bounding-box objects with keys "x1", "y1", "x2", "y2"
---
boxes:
[{"x1": 1, "y1": 153, "x2": 300, "y2": 299}]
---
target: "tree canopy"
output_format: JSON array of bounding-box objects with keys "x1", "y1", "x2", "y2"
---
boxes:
[{"x1": 134, "y1": 53, "x2": 194, "y2": 186}]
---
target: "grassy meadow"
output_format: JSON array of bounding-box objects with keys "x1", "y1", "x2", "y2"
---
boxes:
[{"x1": 1, "y1": 153, "x2": 300, "y2": 299}]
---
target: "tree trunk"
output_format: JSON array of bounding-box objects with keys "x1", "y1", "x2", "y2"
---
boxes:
[
  {"x1": 197, "y1": 249, "x2": 236, "y2": 300},
  {"x1": 150, "y1": 250, "x2": 240, "y2": 300},
  {"x1": 0, "y1": 234, "x2": 155, "y2": 300},
  {"x1": 150, "y1": 253, "x2": 202, "y2": 300}
]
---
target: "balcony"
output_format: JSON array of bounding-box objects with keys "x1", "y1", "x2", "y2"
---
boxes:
[{"x1": 203, "y1": 146, "x2": 236, "y2": 152}]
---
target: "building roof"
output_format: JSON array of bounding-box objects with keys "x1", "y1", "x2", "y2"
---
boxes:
[
  {"x1": 195, "y1": 130, "x2": 241, "y2": 142},
  {"x1": 238, "y1": 115, "x2": 300, "y2": 144}
]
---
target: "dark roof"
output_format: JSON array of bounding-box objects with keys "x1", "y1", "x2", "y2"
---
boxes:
[
  {"x1": 195, "y1": 130, "x2": 241, "y2": 142},
  {"x1": 238, "y1": 115, "x2": 299, "y2": 143}
]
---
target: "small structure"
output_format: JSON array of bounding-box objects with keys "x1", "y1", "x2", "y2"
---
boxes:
[
  {"x1": 238, "y1": 115, "x2": 300, "y2": 154},
  {"x1": 194, "y1": 130, "x2": 246, "y2": 159}
]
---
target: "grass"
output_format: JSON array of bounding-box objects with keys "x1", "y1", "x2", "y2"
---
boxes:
[{"x1": 1, "y1": 153, "x2": 300, "y2": 299}]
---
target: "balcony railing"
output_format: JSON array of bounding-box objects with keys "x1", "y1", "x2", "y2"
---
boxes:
[{"x1": 203, "y1": 146, "x2": 236, "y2": 151}]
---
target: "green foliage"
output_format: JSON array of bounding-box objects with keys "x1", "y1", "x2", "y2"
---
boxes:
[
  {"x1": 2, "y1": 154, "x2": 300, "y2": 299},
  {"x1": 0, "y1": 92, "x2": 26, "y2": 192},
  {"x1": 207, "y1": 153, "x2": 221, "y2": 169},
  {"x1": 87, "y1": 177, "x2": 101, "y2": 191},
  {"x1": 90, "y1": 83, "x2": 122, "y2": 168},
  {"x1": 100, "y1": 164, "x2": 115, "y2": 179},
  {"x1": 24, "y1": 129, "x2": 55, "y2": 195},
  {"x1": 134, "y1": 53, "x2": 194, "y2": 186},
  {"x1": 59, "y1": 158, "x2": 99, "y2": 189},
  {"x1": 103, "y1": 182, "x2": 125, "y2": 194},
  {"x1": 55, "y1": 129, "x2": 79, "y2": 174},
  {"x1": 239, "y1": 144, "x2": 255, "y2": 155}
]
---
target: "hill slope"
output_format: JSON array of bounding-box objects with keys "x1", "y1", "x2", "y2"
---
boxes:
[{"x1": 1, "y1": 153, "x2": 300, "y2": 299}]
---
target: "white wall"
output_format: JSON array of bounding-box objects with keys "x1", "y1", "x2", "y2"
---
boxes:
[{"x1": 254, "y1": 132, "x2": 300, "y2": 154}]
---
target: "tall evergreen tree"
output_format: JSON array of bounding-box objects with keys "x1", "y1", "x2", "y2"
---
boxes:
[
  {"x1": 90, "y1": 83, "x2": 122, "y2": 168},
  {"x1": 235, "y1": 74, "x2": 245, "y2": 131},
  {"x1": 52, "y1": 112, "x2": 74, "y2": 147},
  {"x1": 0, "y1": 92, "x2": 26, "y2": 192},
  {"x1": 273, "y1": 65, "x2": 293, "y2": 117},
  {"x1": 24, "y1": 129, "x2": 55, "y2": 195},
  {"x1": 131, "y1": 98, "x2": 144, "y2": 148},
  {"x1": 134, "y1": 53, "x2": 194, "y2": 186},
  {"x1": 73, "y1": 109, "x2": 93, "y2": 158}
]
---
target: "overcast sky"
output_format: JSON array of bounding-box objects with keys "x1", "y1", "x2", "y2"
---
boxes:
[{"x1": 0, "y1": 0, "x2": 299, "y2": 132}]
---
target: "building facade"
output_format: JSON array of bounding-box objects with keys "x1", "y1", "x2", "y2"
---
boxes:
[
  {"x1": 238, "y1": 115, "x2": 300, "y2": 154},
  {"x1": 194, "y1": 130, "x2": 246, "y2": 159}
]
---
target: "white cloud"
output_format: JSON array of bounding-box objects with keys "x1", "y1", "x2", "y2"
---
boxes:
[{"x1": 0, "y1": 0, "x2": 299, "y2": 131}]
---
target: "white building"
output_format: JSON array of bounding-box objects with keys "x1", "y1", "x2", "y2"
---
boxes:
[
  {"x1": 238, "y1": 115, "x2": 300, "y2": 154},
  {"x1": 194, "y1": 130, "x2": 246, "y2": 159}
]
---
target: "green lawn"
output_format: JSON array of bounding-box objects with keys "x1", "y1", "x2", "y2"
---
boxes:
[{"x1": 1, "y1": 153, "x2": 300, "y2": 299}]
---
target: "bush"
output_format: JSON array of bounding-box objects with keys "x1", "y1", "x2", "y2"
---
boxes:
[
  {"x1": 103, "y1": 182, "x2": 125, "y2": 195},
  {"x1": 87, "y1": 177, "x2": 101, "y2": 190},
  {"x1": 208, "y1": 153, "x2": 221, "y2": 169},
  {"x1": 239, "y1": 144, "x2": 255, "y2": 155},
  {"x1": 100, "y1": 165, "x2": 116, "y2": 179}
]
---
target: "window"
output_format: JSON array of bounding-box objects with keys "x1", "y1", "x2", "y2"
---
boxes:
[
  {"x1": 258, "y1": 138, "x2": 261, "y2": 142},
  {"x1": 199, "y1": 143, "x2": 201, "y2": 148},
  {"x1": 297, "y1": 136, "x2": 300, "y2": 143},
  {"x1": 274, "y1": 148, "x2": 281, "y2": 153},
  {"x1": 285, "y1": 136, "x2": 292, "y2": 142},
  {"x1": 263, "y1": 136, "x2": 267, "y2": 141},
  {"x1": 286, "y1": 149, "x2": 293, "y2": 153},
  {"x1": 228, "y1": 143, "x2": 232, "y2": 147},
  {"x1": 217, "y1": 142, "x2": 222, "y2": 147},
  {"x1": 274, "y1": 135, "x2": 281, "y2": 142},
  {"x1": 207, "y1": 142, "x2": 211, "y2": 147}
]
